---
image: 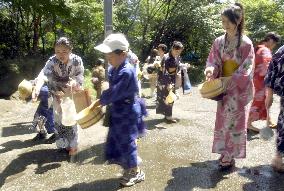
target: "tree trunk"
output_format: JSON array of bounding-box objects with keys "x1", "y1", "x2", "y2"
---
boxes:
[
  {"x1": 32, "y1": 13, "x2": 41, "y2": 53},
  {"x1": 53, "y1": 15, "x2": 57, "y2": 43},
  {"x1": 39, "y1": 18, "x2": 45, "y2": 55}
]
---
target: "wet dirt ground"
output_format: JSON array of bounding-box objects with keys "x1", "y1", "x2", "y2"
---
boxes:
[{"x1": 1, "y1": 87, "x2": 284, "y2": 191}]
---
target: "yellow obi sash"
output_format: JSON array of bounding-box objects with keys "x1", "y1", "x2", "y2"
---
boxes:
[{"x1": 222, "y1": 60, "x2": 239, "y2": 77}]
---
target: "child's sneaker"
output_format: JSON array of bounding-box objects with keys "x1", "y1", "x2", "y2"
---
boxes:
[{"x1": 120, "y1": 169, "x2": 145, "y2": 187}]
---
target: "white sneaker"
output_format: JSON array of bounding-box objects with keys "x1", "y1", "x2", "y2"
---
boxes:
[{"x1": 120, "y1": 169, "x2": 145, "y2": 187}]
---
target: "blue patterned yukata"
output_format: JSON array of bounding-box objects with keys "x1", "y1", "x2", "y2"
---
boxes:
[
  {"x1": 40, "y1": 53, "x2": 84, "y2": 149},
  {"x1": 100, "y1": 60, "x2": 145, "y2": 169},
  {"x1": 265, "y1": 45, "x2": 284, "y2": 154}
]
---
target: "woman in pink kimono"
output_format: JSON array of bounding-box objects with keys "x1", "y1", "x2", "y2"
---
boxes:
[{"x1": 204, "y1": 3, "x2": 254, "y2": 170}]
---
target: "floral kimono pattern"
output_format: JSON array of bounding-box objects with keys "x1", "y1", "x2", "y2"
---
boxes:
[
  {"x1": 156, "y1": 53, "x2": 180, "y2": 117},
  {"x1": 41, "y1": 53, "x2": 84, "y2": 149},
  {"x1": 249, "y1": 45, "x2": 272, "y2": 122},
  {"x1": 264, "y1": 45, "x2": 284, "y2": 154},
  {"x1": 206, "y1": 34, "x2": 254, "y2": 159}
]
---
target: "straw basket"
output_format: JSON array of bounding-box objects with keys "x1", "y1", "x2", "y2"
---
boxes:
[
  {"x1": 18, "y1": 79, "x2": 33, "y2": 100},
  {"x1": 198, "y1": 77, "x2": 231, "y2": 101},
  {"x1": 76, "y1": 105, "x2": 104, "y2": 129}
]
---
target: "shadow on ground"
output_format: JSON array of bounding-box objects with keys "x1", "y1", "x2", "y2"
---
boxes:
[
  {"x1": 72, "y1": 143, "x2": 106, "y2": 165},
  {"x1": 0, "y1": 149, "x2": 68, "y2": 188},
  {"x1": 145, "y1": 118, "x2": 166, "y2": 130},
  {"x1": 146, "y1": 105, "x2": 156, "y2": 110},
  {"x1": 165, "y1": 160, "x2": 236, "y2": 191},
  {"x1": 1, "y1": 121, "x2": 33, "y2": 137},
  {"x1": 247, "y1": 130, "x2": 260, "y2": 141},
  {"x1": 0, "y1": 139, "x2": 40, "y2": 154},
  {"x1": 54, "y1": 178, "x2": 121, "y2": 191},
  {"x1": 238, "y1": 165, "x2": 284, "y2": 191}
]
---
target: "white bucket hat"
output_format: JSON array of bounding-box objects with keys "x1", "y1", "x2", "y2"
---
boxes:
[{"x1": 94, "y1": 33, "x2": 129, "y2": 53}]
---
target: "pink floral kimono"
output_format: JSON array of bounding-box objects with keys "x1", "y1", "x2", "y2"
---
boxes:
[
  {"x1": 249, "y1": 45, "x2": 272, "y2": 122},
  {"x1": 206, "y1": 34, "x2": 254, "y2": 160}
]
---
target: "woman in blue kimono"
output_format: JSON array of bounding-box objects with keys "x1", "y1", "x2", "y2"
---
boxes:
[
  {"x1": 93, "y1": 33, "x2": 145, "y2": 187},
  {"x1": 32, "y1": 37, "x2": 84, "y2": 156},
  {"x1": 264, "y1": 45, "x2": 284, "y2": 172}
]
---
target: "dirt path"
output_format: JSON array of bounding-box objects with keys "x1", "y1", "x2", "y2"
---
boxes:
[{"x1": 0, "y1": 87, "x2": 283, "y2": 191}]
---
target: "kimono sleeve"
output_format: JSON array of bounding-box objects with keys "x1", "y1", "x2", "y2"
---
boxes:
[
  {"x1": 264, "y1": 58, "x2": 278, "y2": 89},
  {"x1": 206, "y1": 39, "x2": 222, "y2": 78},
  {"x1": 42, "y1": 58, "x2": 55, "y2": 82},
  {"x1": 257, "y1": 48, "x2": 272, "y2": 76},
  {"x1": 265, "y1": 45, "x2": 284, "y2": 92},
  {"x1": 35, "y1": 69, "x2": 48, "y2": 82},
  {"x1": 100, "y1": 70, "x2": 133, "y2": 106},
  {"x1": 73, "y1": 56, "x2": 84, "y2": 86},
  {"x1": 232, "y1": 42, "x2": 254, "y2": 89}
]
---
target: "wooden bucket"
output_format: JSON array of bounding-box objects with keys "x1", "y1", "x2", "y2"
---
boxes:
[
  {"x1": 18, "y1": 79, "x2": 33, "y2": 100},
  {"x1": 76, "y1": 105, "x2": 104, "y2": 129}
]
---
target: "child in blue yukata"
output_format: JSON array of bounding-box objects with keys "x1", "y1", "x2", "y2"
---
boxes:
[
  {"x1": 93, "y1": 33, "x2": 146, "y2": 187},
  {"x1": 31, "y1": 81, "x2": 56, "y2": 143},
  {"x1": 19, "y1": 73, "x2": 56, "y2": 142}
]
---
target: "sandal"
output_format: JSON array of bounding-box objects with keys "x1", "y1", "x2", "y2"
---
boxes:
[
  {"x1": 165, "y1": 116, "x2": 177, "y2": 123},
  {"x1": 247, "y1": 125, "x2": 260, "y2": 133},
  {"x1": 68, "y1": 147, "x2": 78, "y2": 156},
  {"x1": 219, "y1": 159, "x2": 235, "y2": 171},
  {"x1": 269, "y1": 123, "x2": 277, "y2": 129}
]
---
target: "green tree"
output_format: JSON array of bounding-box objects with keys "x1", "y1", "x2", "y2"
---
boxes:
[{"x1": 241, "y1": 0, "x2": 284, "y2": 45}]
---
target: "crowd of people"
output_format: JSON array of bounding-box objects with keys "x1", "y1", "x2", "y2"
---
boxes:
[{"x1": 18, "y1": 2, "x2": 284, "y2": 188}]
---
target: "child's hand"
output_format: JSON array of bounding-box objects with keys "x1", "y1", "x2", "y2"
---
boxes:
[
  {"x1": 66, "y1": 79, "x2": 81, "y2": 91},
  {"x1": 204, "y1": 66, "x2": 215, "y2": 81},
  {"x1": 154, "y1": 61, "x2": 161, "y2": 68},
  {"x1": 91, "y1": 77, "x2": 99, "y2": 84},
  {"x1": 31, "y1": 89, "x2": 39, "y2": 102},
  {"x1": 90, "y1": 99, "x2": 101, "y2": 109}
]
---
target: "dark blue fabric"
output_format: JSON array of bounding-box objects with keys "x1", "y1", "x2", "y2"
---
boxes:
[
  {"x1": 33, "y1": 85, "x2": 55, "y2": 134},
  {"x1": 265, "y1": 46, "x2": 284, "y2": 155},
  {"x1": 136, "y1": 98, "x2": 147, "y2": 137},
  {"x1": 277, "y1": 98, "x2": 284, "y2": 154},
  {"x1": 156, "y1": 53, "x2": 179, "y2": 116},
  {"x1": 100, "y1": 62, "x2": 138, "y2": 106},
  {"x1": 264, "y1": 45, "x2": 284, "y2": 97},
  {"x1": 100, "y1": 61, "x2": 144, "y2": 169}
]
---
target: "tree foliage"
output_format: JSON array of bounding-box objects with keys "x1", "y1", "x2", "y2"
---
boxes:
[
  {"x1": 0, "y1": 0, "x2": 283, "y2": 87},
  {"x1": 241, "y1": 0, "x2": 284, "y2": 45}
]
